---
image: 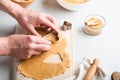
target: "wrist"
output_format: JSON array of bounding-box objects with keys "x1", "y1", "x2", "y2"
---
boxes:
[
  {"x1": 0, "y1": 0, "x2": 24, "y2": 19},
  {"x1": 7, "y1": 35, "x2": 20, "y2": 57},
  {"x1": 0, "y1": 37, "x2": 11, "y2": 56}
]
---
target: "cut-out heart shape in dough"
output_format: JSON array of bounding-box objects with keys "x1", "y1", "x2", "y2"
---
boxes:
[{"x1": 43, "y1": 54, "x2": 62, "y2": 63}]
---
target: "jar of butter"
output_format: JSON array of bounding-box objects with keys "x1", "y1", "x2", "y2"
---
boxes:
[{"x1": 83, "y1": 14, "x2": 105, "y2": 36}]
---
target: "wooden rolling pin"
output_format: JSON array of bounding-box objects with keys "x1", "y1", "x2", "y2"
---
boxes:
[{"x1": 83, "y1": 58, "x2": 100, "y2": 80}]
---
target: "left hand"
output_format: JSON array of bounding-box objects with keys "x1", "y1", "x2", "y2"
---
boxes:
[
  {"x1": 15, "y1": 9, "x2": 59, "y2": 36},
  {"x1": 0, "y1": 0, "x2": 59, "y2": 36}
]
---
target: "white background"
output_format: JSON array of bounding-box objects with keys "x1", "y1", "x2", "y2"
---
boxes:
[{"x1": 0, "y1": 0, "x2": 120, "y2": 80}]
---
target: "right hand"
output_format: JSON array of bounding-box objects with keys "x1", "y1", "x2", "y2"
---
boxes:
[{"x1": 8, "y1": 34, "x2": 51, "y2": 59}]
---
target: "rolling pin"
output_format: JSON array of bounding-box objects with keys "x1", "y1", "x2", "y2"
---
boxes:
[{"x1": 83, "y1": 58, "x2": 100, "y2": 80}]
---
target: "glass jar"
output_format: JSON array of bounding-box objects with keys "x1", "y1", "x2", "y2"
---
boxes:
[{"x1": 83, "y1": 14, "x2": 105, "y2": 36}]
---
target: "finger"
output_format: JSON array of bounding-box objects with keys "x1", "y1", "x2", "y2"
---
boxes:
[
  {"x1": 27, "y1": 25, "x2": 40, "y2": 36},
  {"x1": 43, "y1": 19, "x2": 59, "y2": 33},
  {"x1": 46, "y1": 14, "x2": 56, "y2": 25},
  {"x1": 25, "y1": 51, "x2": 41, "y2": 59},
  {"x1": 40, "y1": 25, "x2": 52, "y2": 33},
  {"x1": 39, "y1": 16, "x2": 59, "y2": 33},
  {"x1": 23, "y1": 51, "x2": 40, "y2": 59},
  {"x1": 32, "y1": 44, "x2": 51, "y2": 51},
  {"x1": 26, "y1": 54, "x2": 32, "y2": 59},
  {"x1": 33, "y1": 51, "x2": 41, "y2": 55},
  {"x1": 22, "y1": 53, "x2": 32, "y2": 59},
  {"x1": 32, "y1": 36, "x2": 51, "y2": 45}
]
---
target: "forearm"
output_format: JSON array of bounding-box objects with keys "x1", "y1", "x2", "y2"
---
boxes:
[
  {"x1": 0, "y1": 37, "x2": 11, "y2": 56},
  {"x1": 0, "y1": 0, "x2": 24, "y2": 19}
]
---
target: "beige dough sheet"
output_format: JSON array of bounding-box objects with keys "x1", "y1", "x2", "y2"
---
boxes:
[{"x1": 15, "y1": 21, "x2": 74, "y2": 80}]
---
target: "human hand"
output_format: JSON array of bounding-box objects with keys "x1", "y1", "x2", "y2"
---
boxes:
[
  {"x1": 15, "y1": 9, "x2": 59, "y2": 36},
  {"x1": 0, "y1": 0, "x2": 59, "y2": 35},
  {"x1": 8, "y1": 34, "x2": 51, "y2": 59}
]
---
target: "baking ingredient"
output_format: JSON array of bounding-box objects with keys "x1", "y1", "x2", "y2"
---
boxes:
[
  {"x1": 85, "y1": 18, "x2": 104, "y2": 29},
  {"x1": 111, "y1": 71, "x2": 120, "y2": 80},
  {"x1": 18, "y1": 28, "x2": 70, "y2": 80},
  {"x1": 43, "y1": 54, "x2": 62, "y2": 63},
  {"x1": 64, "y1": 0, "x2": 88, "y2": 4},
  {"x1": 84, "y1": 16, "x2": 105, "y2": 36}
]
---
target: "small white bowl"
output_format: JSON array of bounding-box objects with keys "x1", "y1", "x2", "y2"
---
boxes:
[{"x1": 56, "y1": 0, "x2": 90, "y2": 11}]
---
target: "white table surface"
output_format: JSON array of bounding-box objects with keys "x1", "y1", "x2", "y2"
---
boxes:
[{"x1": 0, "y1": 0, "x2": 120, "y2": 80}]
